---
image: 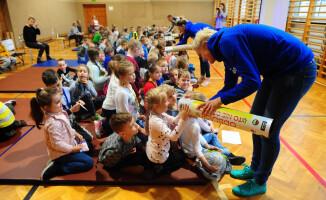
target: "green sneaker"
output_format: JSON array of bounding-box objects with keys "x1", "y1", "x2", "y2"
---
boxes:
[
  {"x1": 230, "y1": 164, "x2": 255, "y2": 180},
  {"x1": 91, "y1": 113, "x2": 103, "y2": 123},
  {"x1": 232, "y1": 179, "x2": 266, "y2": 197},
  {"x1": 94, "y1": 113, "x2": 103, "y2": 120}
]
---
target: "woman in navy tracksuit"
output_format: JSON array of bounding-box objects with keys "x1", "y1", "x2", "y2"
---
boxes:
[
  {"x1": 176, "y1": 20, "x2": 214, "y2": 86},
  {"x1": 194, "y1": 24, "x2": 316, "y2": 197}
]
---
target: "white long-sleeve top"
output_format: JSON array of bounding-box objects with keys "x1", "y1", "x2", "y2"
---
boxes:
[
  {"x1": 197, "y1": 118, "x2": 212, "y2": 132},
  {"x1": 179, "y1": 118, "x2": 207, "y2": 159},
  {"x1": 146, "y1": 112, "x2": 186, "y2": 164},
  {"x1": 102, "y1": 74, "x2": 119, "y2": 110},
  {"x1": 44, "y1": 111, "x2": 76, "y2": 160},
  {"x1": 115, "y1": 84, "x2": 139, "y2": 120}
]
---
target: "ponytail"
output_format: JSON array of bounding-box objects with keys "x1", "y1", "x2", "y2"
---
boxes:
[
  {"x1": 29, "y1": 88, "x2": 58, "y2": 129},
  {"x1": 30, "y1": 97, "x2": 44, "y2": 129},
  {"x1": 145, "y1": 87, "x2": 166, "y2": 133},
  {"x1": 143, "y1": 71, "x2": 150, "y2": 86}
]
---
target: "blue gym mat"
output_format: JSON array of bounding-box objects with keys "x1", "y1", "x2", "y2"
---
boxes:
[
  {"x1": 32, "y1": 59, "x2": 82, "y2": 67},
  {"x1": 72, "y1": 47, "x2": 79, "y2": 51}
]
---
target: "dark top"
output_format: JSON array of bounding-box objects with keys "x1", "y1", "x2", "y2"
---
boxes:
[
  {"x1": 208, "y1": 24, "x2": 314, "y2": 104},
  {"x1": 57, "y1": 67, "x2": 77, "y2": 85},
  {"x1": 135, "y1": 56, "x2": 148, "y2": 69},
  {"x1": 77, "y1": 25, "x2": 82, "y2": 33},
  {"x1": 23, "y1": 25, "x2": 40, "y2": 43}
]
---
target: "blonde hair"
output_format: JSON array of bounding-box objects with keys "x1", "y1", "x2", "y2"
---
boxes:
[
  {"x1": 127, "y1": 39, "x2": 142, "y2": 50},
  {"x1": 159, "y1": 84, "x2": 176, "y2": 95},
  {"x1": 188, "y1": 91, "x2": 207, "y2": 102},
  {"x1": 192, "y1": 27, "x2": 217, "y2": 49},
  {"x1": 147, "y1": 52, "x2": 158, "y2": 66},
  {"x1": 108, "y1": 60, "x2": 118, "y2": 76},
  {"x1": 169, "y1": 68, "x2": 178, "y2": 74},
  {"x1": 176, "y1": 55, "x2": 188, "y2": 70},
  {"x1": 77, "y1": 64, "x2": 93, "y2": 82},
  {"x1": 155, "y1": 58, "x2": 167, "y2": 67},
  {"x1": 114, "y1": 60, "x2": 135, "y2": 79},
  {"x1": 28, "y1": 16, "x2": 35, "y2": 21},
  {"x1": 178, "y1": 69, "x2": 191, "y2": 79},
  {"x1": 145, "y1": 87, "x2": 167, "y2": 133}
]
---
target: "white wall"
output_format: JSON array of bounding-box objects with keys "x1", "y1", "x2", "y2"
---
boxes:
[{"x1": 259, "y1": 0, "x2": 291, "y2": 30}]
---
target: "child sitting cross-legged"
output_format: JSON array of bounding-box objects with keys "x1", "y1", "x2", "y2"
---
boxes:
[
  {"x1": 30, "y1": 88, "x2": 94, "y2": 181},
  {"x1": 114, "y1": 61, "x2": 147, "y2": 143},
  {"x1": 87, "y1": 47, "x2": 110, "y2": 96},
  {"x1": 98, "y1": 113, "x2": 151, "y2": 174},
  {"x1": 178, "y1": 91, "x2": 233, "y2": 181},
  {"x1": 69, "y1": 64, "x2": 105, "y2": 122},
  {"x1": 0, "y1": 100, "x2": 27, "y2": 142},
  {"x1": 42, "y1": 69, "x2": 94, "y2": 153},
  {"x1": 57, "y1": 58, "x2": 77, "y2": 87},
  {"x1": 77, "y1": 37, "x2": 90, "y2": 63},
  {"x1": 143, "y1": 87, "x2": 190, "y2": 180}
]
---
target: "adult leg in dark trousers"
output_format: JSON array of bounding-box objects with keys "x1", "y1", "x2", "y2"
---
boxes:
[
  {"x1": 199, "y1": 57, "x2": 211, "y2": 86},
  {"x1": 69, "y1": 35, "x2": 83, "y2": 46},
  {"x1": 26, "y1": 41, "x2": 54, "y2": 63}
]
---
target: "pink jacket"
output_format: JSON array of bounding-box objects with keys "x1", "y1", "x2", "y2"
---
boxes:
[{"x1": 44, "y1": 111, "x2": 76, "y2": 160}]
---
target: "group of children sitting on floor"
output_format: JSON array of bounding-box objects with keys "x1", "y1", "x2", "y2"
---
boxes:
[{"x1": 1, "y1": 25, "x2": 247, "y2": 181}]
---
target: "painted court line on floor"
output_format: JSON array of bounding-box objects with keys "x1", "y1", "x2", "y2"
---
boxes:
[
  {"x1": 14, "y1": 93, "x2": 25, "y2": 98},
  {"x1": 211, "y1": 181, "x2": 232, "y2": 200},
  {"x1": 210, "y1": 64, "x2": 326, "y2": 188},
  {"x1": 0, "y1": 126, "x2": 34, "y2": 157},
  {"x1": 23, "y1": 184, "x2": 39, "y2": 200}
]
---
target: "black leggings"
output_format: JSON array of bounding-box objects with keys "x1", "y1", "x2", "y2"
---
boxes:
[
  {"x1": 73, "y1": 92, "x2": 105, "y2": 117},
  {"x1": 26, "y1": 41, "x2": 50, "y2": 58},
  {"x1": 101, "y1": 108, "x2": 116, "y2": 137},
  {"x1": 69, "y1": 35, "x2": 83, "y2": 45},
  {"x1": 200, "y1": 57, "x2": 210, "y2": 78}
]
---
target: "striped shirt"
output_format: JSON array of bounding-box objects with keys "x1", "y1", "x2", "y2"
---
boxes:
[{"x1": 0, "y1": 102, "x2": 15, "y2": 128}]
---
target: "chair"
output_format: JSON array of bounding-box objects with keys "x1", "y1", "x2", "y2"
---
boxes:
[
  {"x1": 1, "y1": 38, "x2": 25, "y2": 67},
  {"x1": 18, "y1": 34, "x2": 33, "y2": 63},
  {"x1": 51, "y1": 28, "x2": 65, "y2": 51}
]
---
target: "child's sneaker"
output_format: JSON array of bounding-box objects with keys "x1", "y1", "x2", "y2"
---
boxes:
[
  {"x1": 40, "y1": 161, "x2": 57, "y2": 181},
  {"x1": 4, "y1": 100, "x2": 16, "y2": 106},
  {"x1": 232, "y1": 179, "x2": 266, "y2": 197},
  {"x1": 19, "y1": 120, "x2": 27, "y2": 128},
  {"x1": 91, "y1": 113, "x2": 103, "y2": 123},
  {"x1": 230, "y1": 164, "x2": 255, "y2": 180},
  {"x1": 7, "y1": 66, "x2": 13, "y2": 72},
  {"x1": 228, "y1": 153, "x2": 246, "y2": 165},
  {"x1": 94, "y1": 118, "x2": 104, "y2": 138},
  {"x1": 0, "y1": 68, "x2": 6, "y2": 74},
  {"x1": 95, "y1": 113, "x2": 103, "y2": 120}
]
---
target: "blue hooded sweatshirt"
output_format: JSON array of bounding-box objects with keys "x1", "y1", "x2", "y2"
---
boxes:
[
  {"x1": 208, "y1": 24, "x2": 314, "y2": 105},
  {"x1": 176, "y1": 21, "x2": 214, "y2": 45}
]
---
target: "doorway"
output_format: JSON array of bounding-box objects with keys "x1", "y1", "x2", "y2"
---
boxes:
[{"x1": 83, "y1": 4, "x2": 107, "y2": 34}]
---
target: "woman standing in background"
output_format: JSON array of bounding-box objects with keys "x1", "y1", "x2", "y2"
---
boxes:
[{"x1": 215, "y1": 3, "x2": 227, "y2": 31}]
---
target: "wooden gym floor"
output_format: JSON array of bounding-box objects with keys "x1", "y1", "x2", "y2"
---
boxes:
[{"x1": 0, "y1": 41, "x2": 325, "y2": 200}]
